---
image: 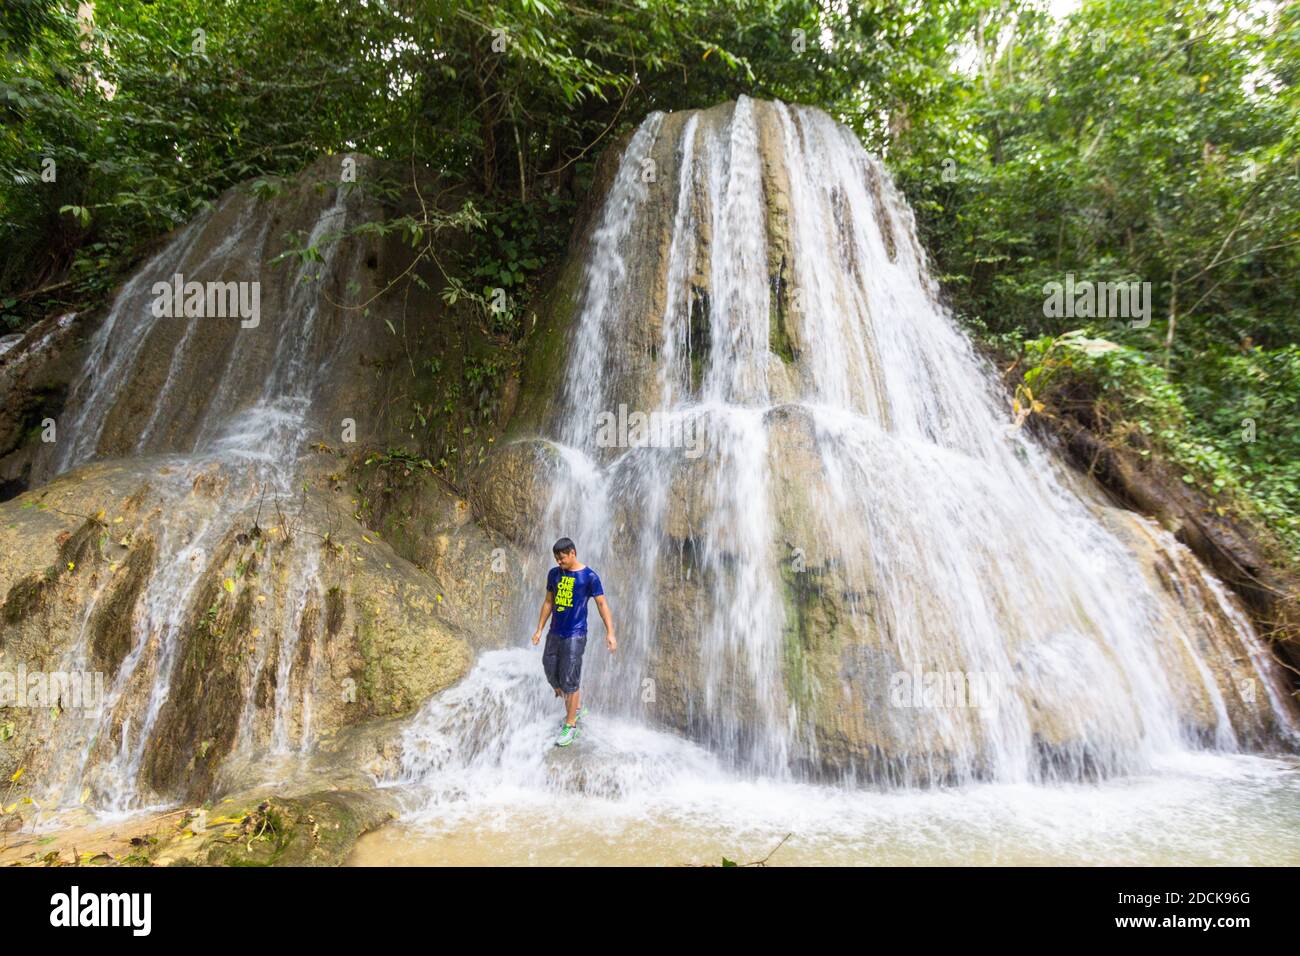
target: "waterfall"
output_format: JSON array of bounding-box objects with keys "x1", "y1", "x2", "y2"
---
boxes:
[
  {"x1": 39, "y1": 183, "x2": 356, "y2": 811},
  {"x1": 393, "y1": 96, "x2": 1296, "y2": 808},
  {"x1": 13, "y1": 98, "x2": 1294, "y2": 856}
]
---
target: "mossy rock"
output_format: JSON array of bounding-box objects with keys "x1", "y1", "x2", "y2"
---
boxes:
[{"x1": 153, "y1": 789, "x2": 403, "y2": 867}]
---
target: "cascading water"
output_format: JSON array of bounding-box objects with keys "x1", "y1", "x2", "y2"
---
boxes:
[
  {"x1": 37, "y1": 183, "x2": 357, "y2": 812},
  {"x1": 380, "y1": 97, "x2": 1300, "y2": 861}
]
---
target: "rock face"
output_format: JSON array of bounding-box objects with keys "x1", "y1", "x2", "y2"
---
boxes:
[
  {"x1": 1050, "y1": 413, "x2": 1300, "y2": 677},
  {"x1": 28, "y1": 155, "x2": 455, "y2": 483},
  {"x1": 355, "y1": 466, "x2": 526, "y2": 652},
  {"x1": 0, "y1": 458, "x2": 471, "y2": 806},
  {"x1": 0, "y1": 311, "x2": 81, "y2": 497},
  {"x1": 0, "y1": 155, "x2": 497, "y2": 815}
]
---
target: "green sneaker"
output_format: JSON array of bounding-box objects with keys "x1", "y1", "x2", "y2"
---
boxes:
[
  {"x1": 560, "y1": 706, "x2": 588, "y2": 732},
  {"x1": 555, "y1": 723, "x2": 578, "y2": 747}
]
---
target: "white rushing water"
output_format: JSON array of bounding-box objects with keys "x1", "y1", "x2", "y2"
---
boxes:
[
  {"x1": 45, "y1": 186, "x2": 354, "y2": 811},
  {"x1": 377, "y1": 97, "x2": 1300, "y2": 860}
]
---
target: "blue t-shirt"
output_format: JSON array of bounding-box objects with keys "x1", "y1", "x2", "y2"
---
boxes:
[{"x1": 547, "y1": 566, "x2": 604, "y2": 638}]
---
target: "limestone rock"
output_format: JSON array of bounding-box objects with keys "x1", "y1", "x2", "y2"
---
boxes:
[{"x1": 0, "y1": 458, "x2": 472, "y2": 806}]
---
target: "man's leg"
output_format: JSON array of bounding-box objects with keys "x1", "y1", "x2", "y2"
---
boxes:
[
  {"x1": 561, "y1": 636, "x2": 586, "y2": 727},
  {"x1": 542, "y1": 633, "x2": 563, "y2": 700},
  {"x1": 564, "y1": 689, "x2": 581, "y2": 726}
]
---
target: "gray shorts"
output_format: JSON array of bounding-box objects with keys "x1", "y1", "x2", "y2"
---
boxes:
[{"x1": 543, "y1": 632, "x2": 587, "y2": 693}]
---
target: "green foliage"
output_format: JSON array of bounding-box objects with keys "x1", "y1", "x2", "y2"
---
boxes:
[
  {"x1": 464, "y1": 194, "x2": 573, "y2": 337},
  {"x1": 893, "y1": 0, "x2": 1300, "y2": 560},
  {"x1": 2, "y1": 0, "x2": 964, "y2": 329},
  {"x1": 902, "y1": 0, "x2": 1298, "y2": 346},
  {"x1": 2, "y1": 0, "x2": 1294, "y2": 555},
  {"x1": 2, "y1": 0, "x2": 400, "y2": 322},
  {"x1": 1, "y1": 0, "x2": 66, "y2": 56},
  {"x1": 1019, "y1": 329, "x2": 1300, "y2": 554}
]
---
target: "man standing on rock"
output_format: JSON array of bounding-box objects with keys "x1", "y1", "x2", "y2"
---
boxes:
[{"x1": 531, "y1": 537, "x2": 616, "y2": 747}]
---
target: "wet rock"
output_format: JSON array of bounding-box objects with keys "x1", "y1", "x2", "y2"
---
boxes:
[
  {"x1": 1053, "y1": 413, "x2": 1300, "y2": 678},
  {"x1": 0, "y1": 311, "x2": 83, "y2": 498},
  {"x1": 471, "y1": 439, "x2": 561, "y2": 547},
  {"x1": 0, "y1": 458, "x2": 472, "y2": 806},
  {"x1": 149, "y1": 788, "x2": 404, "y2": 867},
  {"x1": 354, "y1": 464, "x2": 526, "y2": 651},
  {"x1": 17, "y1": 156, "x2": 468, "y2": 488}
]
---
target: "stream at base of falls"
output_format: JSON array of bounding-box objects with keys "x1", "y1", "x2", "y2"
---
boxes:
[
  {"x1": 344, "y1": 651, "x2": 1300, "y2": 867},
  {"x1": 350, "y1": 756, "x2": 1300, "y2": 867}
]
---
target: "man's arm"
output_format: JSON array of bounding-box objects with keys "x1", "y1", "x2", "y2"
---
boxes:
[
  {"x1": 594, "y1": 594, "x2": 616, "y2": 652},
  {"x1": 531, "y1": 592, "x2": 554, "y2": 644}
]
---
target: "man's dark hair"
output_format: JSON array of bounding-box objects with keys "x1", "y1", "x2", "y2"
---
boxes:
[{"x1": 552, "y1": 537, "x2": 576, "y2": 556}]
